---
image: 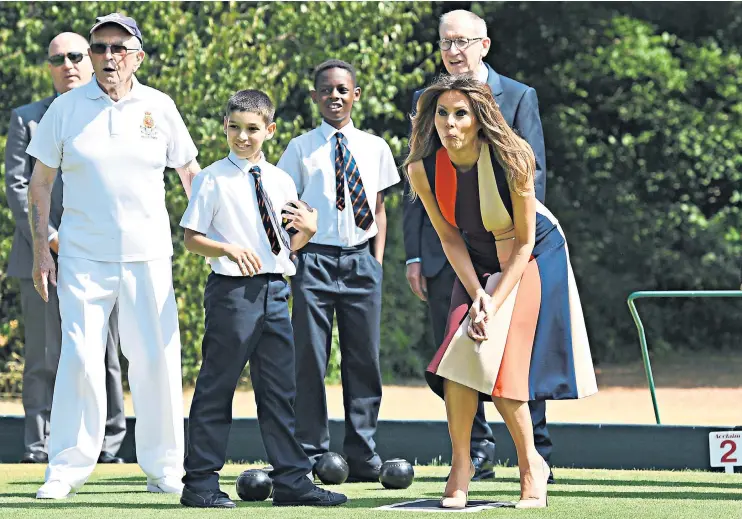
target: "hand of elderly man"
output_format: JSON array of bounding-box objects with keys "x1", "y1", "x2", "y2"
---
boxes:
[{"x1": 32, "y1": 248, "x2": 57, "y2": 302}]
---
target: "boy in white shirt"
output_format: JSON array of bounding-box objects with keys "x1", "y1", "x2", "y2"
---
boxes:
[
  {"x1": 277, "y1": 60, "x2": 400, "y2": 481},
  {"x1": 179, "y1": 90, "x2": 347, "y2": 508}
]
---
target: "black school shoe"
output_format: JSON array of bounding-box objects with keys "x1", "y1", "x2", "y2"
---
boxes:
[
  {"x1": 98, "y1": 451, "x2": 125, "y2": 464},
  {"x1": 21, "y1": 452, "x2": 48, "y2": 464},
  {"x1": 180, "y1": 486, "x2": 236, "y2": 508},
  {"x1": 272, "y1": 484, "x2": 347, "y2": 507},
  {"x1": 345, "y1": 463, "x2": 381, "y2": 483},
  {"x1": 471, "y1": 456, "x2": 496, "y2": 481}
]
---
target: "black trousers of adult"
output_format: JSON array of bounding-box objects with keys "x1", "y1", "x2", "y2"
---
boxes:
[
  {"x1": 425, "y1": 262, "x2": 553, "y2": 464},
  {"x1": 18, "y1": 277, "x2": 126, "y2": 457},
  {"x1": 183, "y1": 273, "x2": 313, "y2": 495},
  {"x1": 291, "y1": 242, "x2": 383, "y2": 472}
]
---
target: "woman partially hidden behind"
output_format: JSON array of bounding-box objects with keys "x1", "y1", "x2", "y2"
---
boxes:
[{"x1": 404, "y1": 74, "x2": 597, "y2": 509}]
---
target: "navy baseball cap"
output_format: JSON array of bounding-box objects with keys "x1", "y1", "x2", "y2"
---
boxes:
[{"x1": 90, "y1": 13, "x2": 143, "y2": 44}]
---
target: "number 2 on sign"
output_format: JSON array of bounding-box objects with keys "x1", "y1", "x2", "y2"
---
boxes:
[
  {"x1": 720, "y1": 440, "x2": 737, "y2": 463},
  {"x1": 709, "y1": 431, "x2": 741, "y2": 472}
]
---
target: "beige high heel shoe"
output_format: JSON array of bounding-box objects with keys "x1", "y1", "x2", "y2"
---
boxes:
[
  {"x1": 439, "y1": 462, "x2": 476, "y2": 509},
  {"x1": 515, "y1": 458, "x2": 550, "y2": 509}
]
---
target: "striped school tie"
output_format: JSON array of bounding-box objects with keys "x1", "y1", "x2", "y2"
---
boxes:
[
  {"x1": 250, "y1": 166, "x2": 289, "y2": 255},
  {"x1": 334, "y1": 132, "x2": 373, "y2": 231}
]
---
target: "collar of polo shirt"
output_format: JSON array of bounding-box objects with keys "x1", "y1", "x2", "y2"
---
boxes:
[
  {"x1": 319, "y1": 118, "x2": 356, "y2": 142},
  {"x1": 86, "y1": 74, "x2": 144, "y2": 100}
]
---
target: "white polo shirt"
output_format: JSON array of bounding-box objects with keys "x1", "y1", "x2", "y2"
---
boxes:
[
  {"x1": 26, "y1": 76, "x2": 198, "y2": 262},
  {"x1": 277, "y1": 120, "x2": 400, "y2": 247},
  {"x1": 180, "y1": 152, "x2": 298, "y2": 277}
]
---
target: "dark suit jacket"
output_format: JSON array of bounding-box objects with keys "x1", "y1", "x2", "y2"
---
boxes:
[
  {"x1": 4, "y1": 96, "x2": 64, "y2": 279},
  {"x1": 403, "y1": 63, "x2": 547, "y2": 278}
]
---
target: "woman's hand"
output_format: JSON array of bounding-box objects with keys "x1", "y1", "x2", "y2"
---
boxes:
[{"x1": 467, "y1": 289, "x2": 496, "y2": 342}]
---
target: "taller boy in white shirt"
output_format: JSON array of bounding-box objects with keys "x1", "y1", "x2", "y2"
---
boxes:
[{"x1": 277, "y1": 59, "x2": 400, "y2": 481}]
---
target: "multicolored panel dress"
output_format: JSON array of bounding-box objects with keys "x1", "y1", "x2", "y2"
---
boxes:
[{"x1": 424, "y1": 144, "x2": 598, "y2": 402}]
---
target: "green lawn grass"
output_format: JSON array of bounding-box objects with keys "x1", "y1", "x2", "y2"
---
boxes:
[{"x1": 1, "y1": 464, "x2": 740, "y2": 518}]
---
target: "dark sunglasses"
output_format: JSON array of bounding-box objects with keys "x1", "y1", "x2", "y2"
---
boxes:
[
  {"x1": 47, "y1": 52, "x2": 86, "y2": 66},
  {"x1": 89, "y1": 43, "x2": 141, "y2": 56}
]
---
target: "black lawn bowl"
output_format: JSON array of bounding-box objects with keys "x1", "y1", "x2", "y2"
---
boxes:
[
  {"x1": 313, "y1": 452, "x2": 350, "y2": 485},
  {"x1": 236, "y1": 468, "x2": 274, "y2": 501},
  {"x1": 379, "y1": 458, "x2": 415, "y2": 489},
  {"x1": 282, "y1": 200, "x2": 314, "y2": 236}
]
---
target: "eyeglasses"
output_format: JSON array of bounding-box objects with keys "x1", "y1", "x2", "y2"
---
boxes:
[
  {"x1": 47, "y1": 52, "x2": 86, "y2": 66},
  {"x1": 89, "y1": 43, "x2": 141, "y2": 56},
  {"x1": 438, "y1": 37, "x2": 484, "y2": 51}
]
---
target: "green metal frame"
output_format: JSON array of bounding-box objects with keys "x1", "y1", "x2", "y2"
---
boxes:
[{"x1": 627, "y1": 290, "x2": 742, "y2": 424}]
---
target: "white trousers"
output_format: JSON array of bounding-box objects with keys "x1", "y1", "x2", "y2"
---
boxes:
[{"x1": 46, "y1": 256, "x2": 184, "y2": 489}]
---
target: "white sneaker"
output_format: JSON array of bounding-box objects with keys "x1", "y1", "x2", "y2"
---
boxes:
[
  {"x1": 146, "y1": 478, "x2": 184, "y2": 495},
  {"x1": 36, "y1": 480, "x2": 74, "y2": 499}
]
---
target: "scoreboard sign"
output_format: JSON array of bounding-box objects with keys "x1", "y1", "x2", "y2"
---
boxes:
[{"x1": 709, "y1": 431, "x2": 741, "y2": 474}]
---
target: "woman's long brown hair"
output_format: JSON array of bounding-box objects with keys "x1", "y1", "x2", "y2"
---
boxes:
[{"x1": 403, "y1": 74, "x2": 535, "y2": 197}]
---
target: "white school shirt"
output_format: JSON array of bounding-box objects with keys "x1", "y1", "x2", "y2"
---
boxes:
[
  {"x1": 180, "y1": 152, "x2": 298, "y2": 276},
  {"x1": 277, "y1": 120, "x2": 400, "y2": 247},
  {"x1": 25, "y1": 76, "x2": 198, "y2": 262}
]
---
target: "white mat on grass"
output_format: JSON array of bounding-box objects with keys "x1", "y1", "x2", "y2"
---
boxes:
[{"x1": 376, "y1": 499, "x2": 515, "y2": 513}]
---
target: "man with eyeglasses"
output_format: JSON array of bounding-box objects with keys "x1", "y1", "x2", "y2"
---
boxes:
[
  {"x1": 26, "y1": 13, "x2": 201, "y2": 499},
  {"x1": 4, "y1": 31, "x2": 127, "y2": 467},
  {"x1": 403, "y1": 9, "x2": 553, "y2": 482}
]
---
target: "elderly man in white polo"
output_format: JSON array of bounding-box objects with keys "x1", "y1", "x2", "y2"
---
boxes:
[{"x1": 27, "y1": 13, "x2": 201, "y2": 499}]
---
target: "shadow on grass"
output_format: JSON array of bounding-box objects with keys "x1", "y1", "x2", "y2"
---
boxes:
[
  {"x1": 548, "y1": 478, "x2": 742, "y2": 490},
  {"x1": 0, "y1": 502, "x2": 184, "y2": 510},
  {"x1": 421, "y1": 489, "x2": 742, "y2": 501},
  {"x1": 413, "y1": 475, "x2": 742, "y2": 489},
  {"x1": 0, "y1": 494, "x2": 407, "y2": 510}
]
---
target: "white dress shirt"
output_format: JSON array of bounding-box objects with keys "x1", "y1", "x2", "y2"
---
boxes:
[
  {"x1": 277, "y1": 119, "x2": 400, "y2": 247},
  {"x1": 26, "y1": 76, "x2": 198, "y2": 262},
  {"x1": 477, "y1": 62, "x2": 489, "y2": 83},
  {"x1": 180, "y1": 151, "x2": 298, "y2": 276}
]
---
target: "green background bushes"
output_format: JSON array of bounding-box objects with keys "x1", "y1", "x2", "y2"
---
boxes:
[{"x1": 1, "y1": 2, "x2": 740, "y2": 392}]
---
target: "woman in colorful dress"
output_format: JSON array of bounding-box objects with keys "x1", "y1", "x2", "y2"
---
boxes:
[{"x1": 404, "y1": 74, "x2": 597, "y2": 509}]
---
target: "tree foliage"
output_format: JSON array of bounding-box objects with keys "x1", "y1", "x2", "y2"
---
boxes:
[{"x1": 1, "y1": 2, "x2": 741, "y2": 392}]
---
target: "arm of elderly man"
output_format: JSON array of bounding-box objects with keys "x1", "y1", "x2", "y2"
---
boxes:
[{"x1": 175, "y1": 158, "x2": 201, "y2": 199}]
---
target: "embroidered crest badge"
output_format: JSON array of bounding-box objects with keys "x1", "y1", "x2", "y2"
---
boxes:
[{"x1": 140, "y1": 111, "x2": 158, "y2": 138}]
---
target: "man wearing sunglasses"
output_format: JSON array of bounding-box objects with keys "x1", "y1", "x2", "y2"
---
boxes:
[
  {"x1": 26, "y1": 13, "x2": 201, "y2": 499},
  {"x1": 4, "y1": 31, "x2": 127, "y2": 468},
  {"x1": 402, "y1": 9, "x2": 553, "y2": 483}
]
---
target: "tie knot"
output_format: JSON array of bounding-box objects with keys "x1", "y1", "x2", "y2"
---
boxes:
[
  {"x1": 335, "y1": 132, "x2": 346, "y2": 145},
  {"x1": 249, "y1": 165, "x2": 261, "y2": 178}
]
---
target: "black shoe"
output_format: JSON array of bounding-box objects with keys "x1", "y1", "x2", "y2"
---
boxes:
[
  {"x1": 98, "y1": 451, "x2": 125, "y2": 464},
  {"x1": 471, "y1": 456, "x2": 495, "y2": 481},
  {"x1": 273, "y1": 485, "x2": 347, "y2": 507},
  {"x1": 547, "y1": 469, "x2": 555, "y2": 484},
  {"x1": 21, "y1": 452, "x2": 48, "y2": 464},
  {"x1": 180, "y1": 486, "x2": 236, "y2": 508},
  {"x1": 345, "y1": 464, "x2": 381, "y2": 483}
]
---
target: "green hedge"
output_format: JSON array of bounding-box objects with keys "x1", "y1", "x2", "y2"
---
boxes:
[{"x1": 1, "y1": 2, "x2": 741, "y2": 393}]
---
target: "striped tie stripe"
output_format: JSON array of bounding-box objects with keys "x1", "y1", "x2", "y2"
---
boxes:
[
  {"x1": 334, "y1": 132, "x2": 373, "y2": 231},
  {"x1": 250, "y1": 166, "x2": 288, "y2": 255}
]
